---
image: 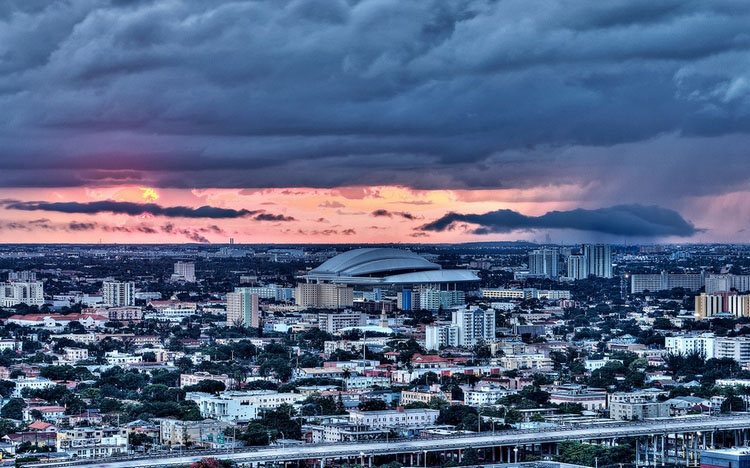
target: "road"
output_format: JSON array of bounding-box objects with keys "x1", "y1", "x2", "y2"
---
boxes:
[{"x1": 26, "y1": 414, "x2": 750, "y2": 468}]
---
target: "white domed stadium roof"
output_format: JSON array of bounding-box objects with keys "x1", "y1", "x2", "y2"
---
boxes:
[{"x1": 306, "y1": 248, "x2": 479, "y2": 285}]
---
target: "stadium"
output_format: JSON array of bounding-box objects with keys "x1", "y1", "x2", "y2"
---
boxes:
[{"x1": 304, "y1": 247, "x2": 479, "y2": 286}]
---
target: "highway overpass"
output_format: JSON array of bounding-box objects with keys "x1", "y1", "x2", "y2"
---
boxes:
[{"x1": 26, "y1": 414, "x2": 750, "y2": 468}]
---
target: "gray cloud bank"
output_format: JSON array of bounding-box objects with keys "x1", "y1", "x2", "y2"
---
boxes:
[
  {"x1": 0, "y1": 1, "x2": 749, "y2": 203},
  {"x1": 420, "y1": 204, "x2": 699, "y2": 237},
  {"x1": 1, "y1": 200, "x2": 291, "y2": 221}
]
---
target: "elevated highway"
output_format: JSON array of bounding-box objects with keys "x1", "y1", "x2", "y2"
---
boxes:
[{"x1": 26, "y1": 414, "x2": 750, "y2": 468}]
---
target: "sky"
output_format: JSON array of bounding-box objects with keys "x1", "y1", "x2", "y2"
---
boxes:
[{"x1": 1, "y1": 0, "x2": 750, "y2": 244}]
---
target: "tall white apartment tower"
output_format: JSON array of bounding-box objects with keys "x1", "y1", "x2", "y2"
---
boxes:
[
  {"x1": 451, "y1": 307, "x2": 496, "y2": 347},
  {"x1": 583, "y1": 244, "x2": 613, "y2": 278},
  {"x1": 226, "y1": 289, "x2": 260, "y2": 328},
  {"x1": 102, "y1": 281, "x2": 135, "y2": 307},
  {"x1": 173, "y1": 261, "x2": 196, "y2": 282},
  {"x1": 566, "y1": 254, "x2": 589, "y2": 280},
  {"x1": 529, "y1": 248, "x2": 559, "y2": 279},
  {"x1": 0, "y1": 281, "x2": 44, "y2": 307}
]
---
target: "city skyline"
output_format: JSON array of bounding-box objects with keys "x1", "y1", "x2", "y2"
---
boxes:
[{"x1": 2, "y1": 2, "x2": 750, "y2": 243}]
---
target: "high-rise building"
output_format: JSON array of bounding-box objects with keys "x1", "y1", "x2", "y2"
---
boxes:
[
  {"x1": 425, "y1": 323, "x2": 459, "y2": 350},
  {"x1": 630, "y1": 271, "x2": 705, "y2": 294},
  {"x1": 226, "y1": 289, "x2": 260, "y2": 328},
  {"x1": 425, "y1": 306, "x2": 495, "y2": 349},
  {"x1": 102, "y1": 281, "x2": 135, "y2": 307},
  {"x1": 397, "y1": 289, "x2": 414, "y2": 311},
  {"x1": 582, "y1": 244, "x2": 612, "y2": 278},
  {"x1": 8, "y1": 271, "x2": 37, "y2": 282},
  {"x1": 695, "y1": 293, "x2": 723, "y2": 319},
  {"x1": 705, "y1": 274, "x2": 750, "y2": 294},
  {"x1": 528, "y1": 248, "x2": 559, "y2": 279},
  {"x1": 727, "y1": 294, "x2": 750, "y2": 318},
  {"x1": 714, "y1": 337, "x2": 750, "y2": 365},
  {"x1": 317, "y1": 311, "x2": 366, "y2": 334},
  {"x1": 665, "y1": 334, "x2": 715, "y2": 358},
  {"x1": 418, "y1": 288, "x2": 465, "y2": 311},
  {"x1": 295, "y1": 283, "x2": 353, "y2": 309},
  {"x1": 0, "y1": 281, "x2": 44, "y2": 307},
  {"x1": 452, "y1": 307, "x2": 495, "y2": 347},
  {"x1": 173, "y1": 261, "x2": 196, "y2": 282},
  {"x1": 566, "y1": 254, "x2": 588, "y2": 280}
]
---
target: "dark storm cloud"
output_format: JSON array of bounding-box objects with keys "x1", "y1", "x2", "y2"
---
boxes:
[
  {"x1": 1, "y1": 200, "x2": 261, "y2": 219},
  {"x1": 420, "y1": 204, "x2": 699, "y2": 237},
  {"x1": 0, "y1": 1, "x2": 749, "y2": 201},
  {"x1": 68, "y1": 222, "x2": 97, "y2": 231},
  {"x1": 372, "y1": 209, "x2": 418, "y2": 220},
  {"x1": 254, "y1": 213, "x2": 296, "y2": 222}
]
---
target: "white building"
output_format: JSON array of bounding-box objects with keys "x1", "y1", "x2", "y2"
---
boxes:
[
  {"x1": 180, "y1": 372, "x2": 235, "y2": 389},
  {"x1": 418, "y1": 288, "x2": 465, "y2": 311},
  {"x1": 451, "y1": 306, "x2": 495, "y2": 347},
  {"x1": 102, "y1": 281, "x2": 135, "y2": 307},
  {"x1": 528, "y1": 248, "x2": 559, "y2": 279},
  {"x1": 583, "y1": 244, "x2": 612, "y2": 279},
  {"x1": 104, "y1": 350, "x2": 142, "y2": 365},
  {"x1": 344, "y1": 376, "x2": 391, "y2": 390},
  {"x1": 318, "y1": 311, "x2": 367, "y2": 334},
  {"x1": 348, "y1": 408, "x2": 439, "y2": 428},
  {"x1": 173, "y1": 261, "x2": 196, "y2": 282},
  {"x1": 0, "y1": 281, "x2": 44, "y2": 307},
  {"x1": 187, "y1": 390, "x2": 305, "y2": 421},
  {"x1": 714, "y1": 337, "x2": 750, "y2": 366},
  {"x1": 665, "y1": 334, "x2": 715, "y2": 358},
  {"x1": 566, "y1": 254, "x2": 588, "y2": 280},
  {"x1": 464, "y1": 385, "x2": 510, "y2": 406},
  {"x1": 425, "y1": 323, "x2": 459, "y2": 351},
  {"x1": 425, "y1": 307, "x2": 495, "y2": 349},
  {"x1": 56, "y1": 427, "x2": 128, "y2": 458},
  {"x1": 63, "y1": 347, "x2": 89, "y2": 362},
  {"x1": 8, "y1": 271, "x2": 37, "y2": 282},
  {"x1": 11, "y1": 377, "x2": 58, "y2": 398}
]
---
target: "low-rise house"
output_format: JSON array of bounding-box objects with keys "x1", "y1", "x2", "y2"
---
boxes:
[
  {"x1": 104, "y1": 350, "x2": 142, "y2": 365},
  {"x1": 56, "y1": 427, "x2": 128, "y2": 458},
  {"x1": 548, "y1": 386, "x2": 607, "y2": 411},
  {"x1": 610, "y1": 400, "x2": 671, "y2": 420},
  {"x1": 23, "y1": 406, "x2": 66, "y2": 423},
  {"x1": 11, "y1": 377, "x2": 58, "y2": 398},
  {"x1": 158, "y1": 419, "x2": 230, "y2": 447},
  {"x1": 3, "y1": 431, "x2": 57, "y2": 450},
  {"x1": 180, "y1": 371, "x2": 235, "y2": 389},
  {"x1": 306, "y1": 423, "x2": 389, "y2": 443}
]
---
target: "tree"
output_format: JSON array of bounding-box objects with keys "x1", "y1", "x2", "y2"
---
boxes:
[
  {"x1": 183, "y1": 380, "x2": 226, "y2": 395},
  {"x1": 241, "y1": 422, "x2": 270, "y2": 446},
  {"x1": 461, "y1": 447, "x2": 479, "y2": 466},
  {"x1": 190, "y1": 458, "x2": 223, "y2": 468},
  {"x1": 175, "y1": 357, "x2": 194, "y2": 372},
  {"x1": 358, "y1": 399, "x2": 387, "y2": 411},
  {"x1": 1, "y1": 398, "x2": 24, "y2": 420},
  {"x1": 0, "y1": 380, "x2": 15, "y2": 398},
  {"x1": 504, "y1": 408, "x2": 522, "y2": 424}
]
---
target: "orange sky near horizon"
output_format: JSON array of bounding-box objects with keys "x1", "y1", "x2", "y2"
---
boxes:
[
  {"x1": 0, "y1": 184, "x2": 588, "y2": 244},
  {"x1": 0, "y1": 183, "x2": 735, "y2": 244}
]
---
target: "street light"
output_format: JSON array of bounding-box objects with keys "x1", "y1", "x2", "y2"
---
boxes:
[
  {"x1": 360, "y1": 451, "x2": 365, "y2": 467},
  {"x1": 513, "y1": 446, "x2": 519, "y2": 463},
  {"x1": 423, "y1": 450, "x2": 427, "y2": 468}
]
